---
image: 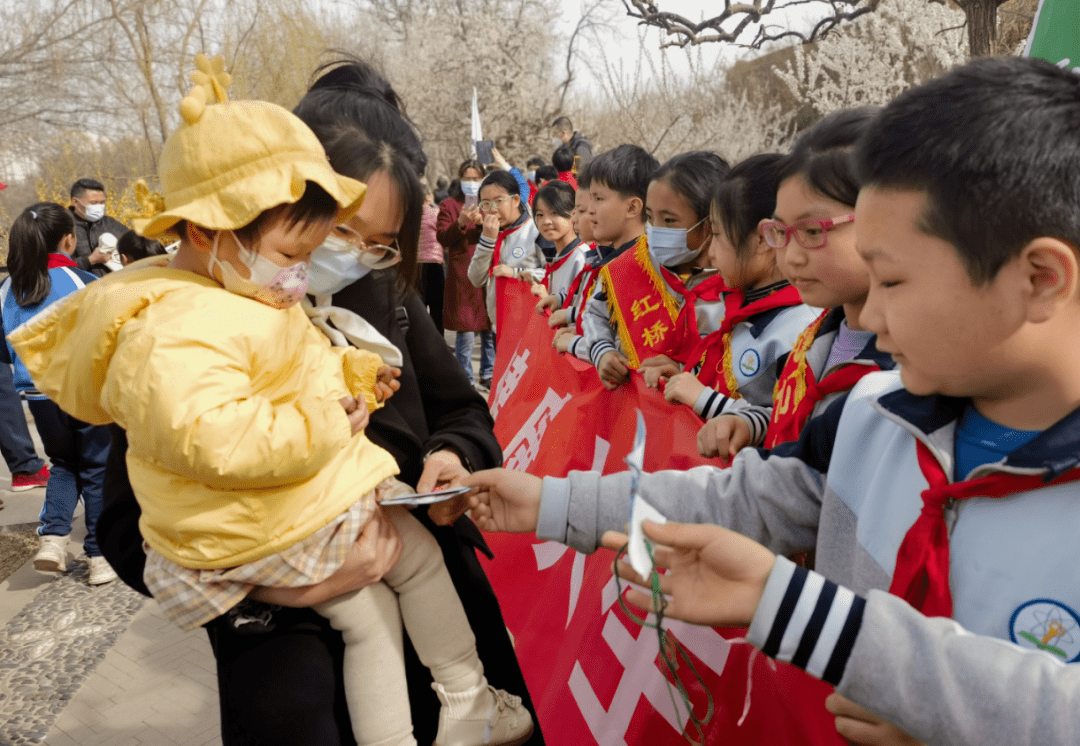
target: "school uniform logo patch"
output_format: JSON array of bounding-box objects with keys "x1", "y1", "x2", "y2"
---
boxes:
[
  {"x1": 739, "y1": 349, "x2": 761, "y2": 377},
  {"x1": 512, "y1": 246, "x2": 526, "y2": 259},
  {"x1": 1009, "y1": 599, "x2": 1080, "y2": 662}
]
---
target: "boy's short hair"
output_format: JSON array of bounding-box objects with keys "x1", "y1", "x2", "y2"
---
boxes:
[
  {"x1": 858, "y1": 57, "x2": 1080, "y2": 285},
  {"x1": 588, "y1": 144, "x2": 659, "y2": 203},
  {"x1": 552, "y1": 146, "x2": 575, "y2": 172},
  {"x1": 535, "y1": 165, "x2": 558, "y2": 183},
  {"x1": 526, "y1": 156, "x2": 546, "y2": 170}
]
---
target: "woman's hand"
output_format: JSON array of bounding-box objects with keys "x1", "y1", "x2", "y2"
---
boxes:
[
  {"x1": 639, "y1": 355, "x2": 680, "y2": 389},
  {"x1": 491, "y1": 147, "x2": 509, "y2": 170},
  {"x1": 458, "y1": 205, "x2": 482, "y2": 228},
  {"x1": 601, "y1": 519, "x2": 776, "y2": 628},
  {"x1": 418, "y1": 450, "x2": 472, "y2": 526},
  {"x1": 663, "y1": 371, "x2": 706, "y2": 406},
  {"x1": 825, "y1": 694, "x2": 926, "y2": 746},
  {"x1": 492, "y1": 264, "x2": 516, "y2": 279},
  {"x1": 248, "y1": 505, "x2": 404, "y2": 607},
  {"x1": 481, "y1": 212, "x2": 501, "y2": 240},
  {"x1": 374, "y1": 366, "x2": 402, "y2": 403},
  {"x1": 340, "y1": 395, "x2": 369, "y2": 434}
]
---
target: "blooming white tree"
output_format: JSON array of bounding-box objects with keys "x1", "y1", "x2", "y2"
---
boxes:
[{"x1": 773, "y1": 0, "x2": 967, "y2": 118}]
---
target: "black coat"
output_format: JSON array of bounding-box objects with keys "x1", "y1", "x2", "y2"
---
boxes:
[{"x1": 69, "y1": 207, "x2": 128, "y2": 278}]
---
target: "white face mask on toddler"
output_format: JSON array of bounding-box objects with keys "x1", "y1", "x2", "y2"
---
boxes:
[{"x1": 208, "y1": 231, "x2": 309, "y2": 309}]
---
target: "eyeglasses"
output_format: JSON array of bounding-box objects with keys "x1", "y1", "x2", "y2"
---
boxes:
[
  {"x1": 329, "y1": 224, "x2": 401, "y2": 267},
  {"x1": 480, "y1": 195, "x2": 515, "y2": 212},
  {"x1": 760, "y1": 214, "x2": 855, "y2": 250}
]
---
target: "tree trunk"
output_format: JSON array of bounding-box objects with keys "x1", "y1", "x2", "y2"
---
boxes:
[{"x1": 957, "y1": 0, "x2": 1004, "y2": 58}]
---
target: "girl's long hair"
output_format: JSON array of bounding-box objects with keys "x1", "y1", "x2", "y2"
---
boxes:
[{"x1": 7, "y1": 203, "x2": 74, "y2": 307}]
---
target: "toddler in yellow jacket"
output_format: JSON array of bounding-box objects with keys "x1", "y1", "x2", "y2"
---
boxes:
[{"x1": 9, "y1": 56, "x2": 532, "y2": 746}]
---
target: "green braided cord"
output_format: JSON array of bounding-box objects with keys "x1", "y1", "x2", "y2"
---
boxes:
[{"x1": 613, "y1": 541, "x2": 714, "y2": 744}]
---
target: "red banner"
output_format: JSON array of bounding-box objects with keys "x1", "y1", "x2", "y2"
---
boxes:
[{"x1": 480, "y1": 279, "x2": 842, "y2": 745}]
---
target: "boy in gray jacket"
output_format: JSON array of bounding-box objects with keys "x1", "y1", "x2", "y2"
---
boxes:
[{"x1": 465, "y1": 57, "x2": 1080, "y2": 746}]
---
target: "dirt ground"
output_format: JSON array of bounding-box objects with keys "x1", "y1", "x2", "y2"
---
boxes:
[{"x1": 0, "y1": 526, "x2": 38, "y2": 583}]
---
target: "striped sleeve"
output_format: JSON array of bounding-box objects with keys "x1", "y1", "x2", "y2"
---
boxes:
[
  {"x1": 746, "y1": 555, "x2": 865, "y2": 686},
  {"x1": 692, "y1": 392, "x2": 771, "y2": 445}
]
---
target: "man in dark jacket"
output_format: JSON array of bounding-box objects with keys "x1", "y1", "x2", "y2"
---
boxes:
[
  {"x1": 69, "y1": 178, "x2": 128, "y2": 277},
  {"x1": 550, "y1": 116, "x2": 593, "y2": 171}
]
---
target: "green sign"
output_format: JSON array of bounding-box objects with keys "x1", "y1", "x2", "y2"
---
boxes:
[{"x1": 1025, "y1": 0, "x2": 1080, "y2": 71}]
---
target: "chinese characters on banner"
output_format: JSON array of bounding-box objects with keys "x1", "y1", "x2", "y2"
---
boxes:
[{"x1": 480, "y1": 279, "x2": 843, "y2": 746}]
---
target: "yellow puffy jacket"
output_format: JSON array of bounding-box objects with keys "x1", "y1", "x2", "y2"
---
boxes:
[{"x1": 8, "y1": 260, "x2": 398, "y2": 569}]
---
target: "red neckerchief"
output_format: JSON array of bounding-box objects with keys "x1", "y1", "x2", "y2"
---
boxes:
[
  {"x1": 543, "y1": 239, "x2": 583, "y2": 287},
  {"x1": 48, "y1": 253, "x2": 78, "y2": 269},
  {"x1": 682, "y1": 285, "x2": 803, "y2": 392},
  {"x1": 488, "y1": 218, "x2": 529, "y2": 278},
  {"x1": 658, "y1": 269, "x2": 728, "y2": 364},
  {"x1": 890, "y1": 441, "x2": 1080, "y2": 617},
  {"x1": 765, "y1": 309, "x2": 881, "y2": 449}
]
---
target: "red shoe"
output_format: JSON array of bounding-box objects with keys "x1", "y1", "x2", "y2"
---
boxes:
[{"x1": 11, "y1": 465, "x2": 50, "y2": 492}]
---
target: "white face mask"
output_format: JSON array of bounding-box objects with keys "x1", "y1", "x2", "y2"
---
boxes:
[
  {"x1": 307, "y1": 240, "x2": 372, "y2": 297},
  {"x1": 526, "y1": 170, "x2": 537, "y2": 183},
  {"x1": 551, "y1": 136, "x2": 563, "y2": 148},
  {"x1": 208, "y1": 231, "x2": 309, "y2": 309},
  {"x1": 82, "y1": 202, "x2": 106, "y2": 222},
  {"x1": 460, "y1": 180, "x2": 481, "y2": 197},
  {"x1": 646, "y1": 217, "x2": 707, "y2": 268}
]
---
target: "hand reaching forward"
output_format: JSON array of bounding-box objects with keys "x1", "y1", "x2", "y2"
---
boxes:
[
  {"x1": 697, "y1": 415, "x2": 752, "y2": 459},
  {"x1": 663, "y1": 371, "x2": 706, "y2": 406},
  {"x1": 463, "y1": 469, "x2": 544, "y2": 533},
  {"x1": 601, "y1": 520, "x2": 776, "y2": 627}
]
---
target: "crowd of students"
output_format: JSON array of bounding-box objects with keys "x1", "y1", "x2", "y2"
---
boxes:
[
  {"x1": 3, "y1": 49, "x2": 1080, "y2": 746},
  {"x1": 463, "y1": 55, "x2": 1080, "y2": 745}
]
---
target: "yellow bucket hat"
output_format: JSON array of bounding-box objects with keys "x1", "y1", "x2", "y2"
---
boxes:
[{"x1": 137, "y1": 54, "x2": 366, "y2": 241}]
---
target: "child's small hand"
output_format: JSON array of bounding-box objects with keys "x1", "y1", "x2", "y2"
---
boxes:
[
  {"x1": 374, "y1": 366, "x2": 401, "y2": 403},
  {"x1": 664, "y1": 371, "x2": 706, "y2": 406},
  {"x1": 492, "y1": 264, "x2": 516, "y2": 279},
  {"x1": 548, "y1": 308, "x2": 569, "y2": 328},
  {"x1": 825, "y1": 694, "x2": 926, "y2": 746},
  {"x1": 553, "y1": 327, "x2": 574, "y2": 353},
  {"x1": 481, "y1": 212, "x2": 501, "y2": 240},
  {"x1": 698, "y1": 415, "x2": 752, "y2": 459},
  {"x1": 340, "y1": 395, "x2": 370, "y2": 435},
  {"x1": 462, "y1": 468, "x2": 544, "y2": 533},
  {"x1": 639, "y1": 354, "x2": 681, "y2": 389},
  {"x1": 537, "y1": 294, "x2": 560, "y2": 315},
  {"x1": 530, "y1": 282, "x2": 548, "y2": 298},
  {"x1": 601, "y1": 520, "x2": 776, "y2": 628},
  {"x1": 598, "y1": 351, "x2": 631, "y2": 389}
]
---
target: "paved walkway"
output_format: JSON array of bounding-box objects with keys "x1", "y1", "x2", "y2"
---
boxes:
[{"x1": 0, "y1": 332, "x2": 483, "y2": 745}]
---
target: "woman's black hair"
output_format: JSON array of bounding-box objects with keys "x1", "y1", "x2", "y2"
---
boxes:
[
  {"x1": 533, "y1": 180, "x2": 575, "y2": 220},
  {"x1": 449, "y1": 159, "x2": 485, "y2": 202},
  {"x1": 318, "y1": 124, "x2": 422, "y2": 290},
  {"x1": 7, "y1": 203, "x2": 74, "y2": 307},
  {"x1": 713, "y1": 153, "x2": 786, "y2": 262},
  {"x1": 296, "y1": 57, "x2": 427, "y2": 175},
  {"x1": 479, "y1": 170, "x2": 525, "y2": 217},
  {"x1": 651, "y1": 151, "x2": 731, "y2": 223},
  {"x1": 117, "y1": 229, "x2": 165, "y2": 262},
  {"x1": 776, "y1": 108, "x2": 877, "y2": 208}
]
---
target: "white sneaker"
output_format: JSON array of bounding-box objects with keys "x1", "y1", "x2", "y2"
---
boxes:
[
  {"x1": 33, "y1": 534, "x2": 68, "y2": 573},
  {"x1": 433, "y1": 681, "x2": 534, "y2": 746},
  {"x1": 88, "y1": 556, "x2": 118, "y2": 585}
]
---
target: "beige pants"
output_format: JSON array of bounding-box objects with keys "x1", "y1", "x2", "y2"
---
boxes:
[{"x1": 315, "y1": 507, "x2": 484, "y2": 746}]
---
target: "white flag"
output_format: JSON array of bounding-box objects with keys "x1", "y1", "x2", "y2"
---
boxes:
[{"x1": 470, "y1": 87, "x2": 483, "y2": 156}]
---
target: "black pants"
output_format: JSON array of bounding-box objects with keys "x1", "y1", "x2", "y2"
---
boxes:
[{"x1": 419, "y1": 262, "x2": 445, "y2": 334}]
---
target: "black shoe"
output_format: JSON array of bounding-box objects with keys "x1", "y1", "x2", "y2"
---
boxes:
[{"x1": 479, "y1": 377, "x2": 492, "y2": 390}]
